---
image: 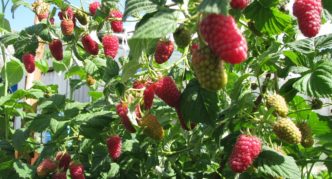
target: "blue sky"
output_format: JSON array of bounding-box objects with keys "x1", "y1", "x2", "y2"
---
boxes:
[{"x1": 3, "y1": 0, "x2": 126, "y2": 31}]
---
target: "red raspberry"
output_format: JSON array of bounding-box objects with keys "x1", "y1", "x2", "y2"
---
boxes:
[
  {"x1": 37, "y1": 13, "x2": 49, "y2": 21},
  {"x1": 82, "y1": 34, "x2": 99, "y2": 55},
  {"x1": 154, "y1": 40, "x2": 174, "y2": 64},
  {"x1": 50, "y1": 17, "x2": 55, "y2": 25},
  {"x1": 228, "y1": 135, "x2": 262, "y2": 173},
  {"x1": 49, "y1": 39, "x2": 63, "y2": 61},
  {"x1": 293, "y1": 0, "x2": 322, "y2": 17},
  {"x1": 61, "y1": 19, "x2": 74, "y2": 36},
  {"x1": 154, "y1": 76, "x2": 181, "y2": 108},
  {"x1": 106, "y1": 135, "x2": 122, "y2": 161},
  {"x1": 69, "y1": 162, "x2": 85, "y2": 179},
  {"x1": 109, "y1": 10, "x2": 123, "y2": 33},
  {"x1": 293, "y1": 0, "x2": 322, "y2": 37},
  {"x1": 55, "y1": 151, "x2": 71, "y2": 171},
  {"x1": 89, "y1": 1, "x2": 100, "y2": 16},
  {"x1": 36, "y1": 158, "x2": 57, "y2": 177},
  {"x1": 102, "y1": 35, "x2": 119, "y2": 58},
  {"x1": 200, "y1": 14, "x2": 248, "y2": 64},
  {"x1": 231, "y1": 0, "x2": 250, "y2": 9},
  {"x1": 22, "y1": 53, "x2": 35, "y2": 73},
  {"x1": 52, "y1": 172, "x2": 67, "y2": 179},
  {"x1": 143, "y1": 84, "x2": 155, "y2": 110},
  {"x1": 58, "y1": 7, "x2": 74, "y2": 20},
  {"x1": 116, "y1": 102, "x2": 136, "y2": 133}
]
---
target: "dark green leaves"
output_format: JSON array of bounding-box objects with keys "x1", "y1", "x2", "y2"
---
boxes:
[
  {"x1": 180, "y1": 79, "x2": 219, "y2": 125},
  {"x1": 198, "y1": 0, "x2": 230, "y2": 15},
  {"x1": 254, "y1": 147, "x2": 301, "y2": 178},
  {"x1": 124, "y1": 0, "x2": 158, "y2": 20},
  {"x1": 293, "y1": 61, "x2": 332, "y2": 98},
  {"x1": 245, "y1": 2, "x2": 292, "y2": 35}
]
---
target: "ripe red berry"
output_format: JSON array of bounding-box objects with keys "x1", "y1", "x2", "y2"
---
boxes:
[
  {"x1": 143, "y1": 84, "x2": 155, "y2": 110},
  {"x1": 106, "y1": 135, "x2": 122, "y2": 161},
  {"x1": 55, "y1": 151, "x2": 71, "y2": 171},
  {"x1": 230, "y1": 0, "x2": 250, "y2": 9},
  {"x1": 37, "y1": 13, "x2": 49, "y2": 21},
  {"x1": 50, "y1": 17, "x2": 55, "y2": 25},
  {"x1": 49, "y1": 39, "x2": 63, "y2": 61},
  {"x1": 58, "y1": 7, "x2": 74, "y2": 20},
  {"x1": 82, "y1": 34, "x2": 99, "y2": 55},
  {"x1": 22, "y1": 53, "x2": 35, "y2": 73},
  {"x1": 61, "y1": 19, "x2": 74, "y2": 36},
  {"x1": 200, "y1": 14, "x2": 248, "y2": 64},
  {"x1": 116, "y1": 103, "x2": 136, "y2": 133},
  {"x1": 228, "y1": 135, "x2": 262, "y2": 173},
  {"x1": 102, "y1": 35, "x2": 119, "y2": 59},
  {"x1": 154, "y1": 76, "x2": 181, "y2": 108},
  {"x1": 52, "y1": 172, "x2": 67, "y2": 179},
  {"x1": 69, "y1": 162, "x2": 85, "y2": 179},
  {"x1": 89, "y1": 1, "x2": 100, "y2": 16},
  {"x1": 154, "y1": 40, "x2": 174, "y2": 64},
  {"x1": 109, "y1": 10, "x2": 123, "y2": 33},
  {"x1": 293, "y1": 0, "x2": 322, "y2": 37},
  {"x1": 37, "y1": 158, "x2": 57, "y2": 177}
]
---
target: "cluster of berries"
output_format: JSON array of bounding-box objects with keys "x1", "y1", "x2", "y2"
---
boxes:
[{"x1": 36, "y1": 152, "x2": 85, "y2": 179}]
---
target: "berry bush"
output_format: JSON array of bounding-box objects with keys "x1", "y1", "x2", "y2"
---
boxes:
[{"x1": 0, "y1": 0, "x2": 332, "y2": 178}]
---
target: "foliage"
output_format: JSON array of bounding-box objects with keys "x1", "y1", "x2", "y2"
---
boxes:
[{"x1": 0, "y1": 0, "x2": 331, "y2": 178}]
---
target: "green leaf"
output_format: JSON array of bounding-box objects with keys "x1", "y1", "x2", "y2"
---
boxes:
[
  {"x1": 279, "y1": 78, "x2": 299, "y2": 102},
  {"x1": 13, "y1": 160, "x2": 33, "y2": 179},
  {"x1": 2, "y1": 59, "x2": 24, "y2": 86},
  {"x1": 88, "y1": 91, "x2": 104, "y2": 101},
  {"x1": 65, "y1": 66, "x2": 86, "y2": 79},
  {"x1": 132, "y1": 10, "x2": 179, "y2": 39},
  {"x1": 121, "y1": 59, "x2": 141, "y2": 82},
  {"x1": 323, "y1": 0, "x2": 332, "y2": 15},
  {"x1": 0, "y1": 13, "x2": 11, "y2": 32},
  {"x1": 287, "y1": 34, "x2": 332, "y2": 54},
  {"x1": 180, "y1": 79, "x2": 219, "y2": 125},
  {"x1": 107, "y1": 163, "x2": 120, "y2": 177},
  {"x1": 293, "y1": 61, "x2": 332, "y2": 98},
  {"x1": 35, "y1": 59, "x2": 49, "y2": 73},
  {"x1": 85, "y1": 59, "x2": 99, "y2": 75},
  {"x1": 12, "y1": 129, "x2": 28, "y2": 152},
  {"x1": 0, "y1": 160, "x2": 13, "y2": 171},
  {"x1": 254, "y1": 147, "x2": 301, "y2": 178},
  {"x1": 11, "y1": 0, "x2": 31, "y2": 18},
  {"x1": 103, "y1": 60, "x2": 119, "y2": 82},
  {"x1": 27, "y1": 115, "x2": 51, "y2": 132},
  {"x1": 198, "y1": 0, "x2": 230, "y2": 15},
  {"x1": 124, "y1": 0, "x2": 158, "y2": 20},
  {"x1": 245, "y1": 3, "x2": 292, "y2": 35}
]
